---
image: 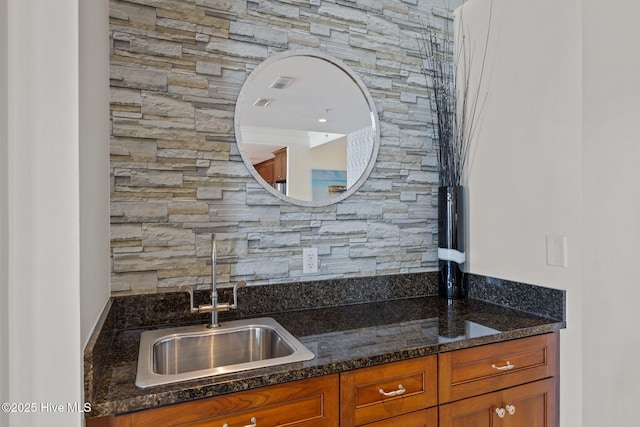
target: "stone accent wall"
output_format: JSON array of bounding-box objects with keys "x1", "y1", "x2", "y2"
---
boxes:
[{"x1": 109, "y1": 0, "x2": 451, "y2": 293}]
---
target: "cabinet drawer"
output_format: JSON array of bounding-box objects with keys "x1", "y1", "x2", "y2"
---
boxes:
[
  {"x1": 340, "y1": 355, "x2": 437, "y2": 426},
  {"x1": 115, "y1": 375, "x2": 339, "y2": 427},
  {"x1": 438, "y1": 332, "x2": 559, "y2": 403},
  {"x1": 362, "y1": 407, "x2": 437, "y2": 427}
]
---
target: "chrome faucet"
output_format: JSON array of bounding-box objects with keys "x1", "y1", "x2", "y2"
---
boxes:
[
  {"x1": 211, "y1": 238, "x2": 219, "y2": 327},
  {"x1": 179, "y1": 238, "x2": 246, "y2": 328}
]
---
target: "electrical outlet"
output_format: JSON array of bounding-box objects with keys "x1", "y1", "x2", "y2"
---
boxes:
[{"x1": 303, "y1": 248, "x2": 318, "y2": 274}]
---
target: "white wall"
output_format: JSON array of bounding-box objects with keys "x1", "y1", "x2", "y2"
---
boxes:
[
  {"x1": 288, "y1": 139, "x2": 347, "y2": 201},
  {"x1": 1, "y1": 0, "x2": 10, "y2": 426},
  {"x1": 462, "y1": 0, "x2": 583, "y2": 425},
  {"x1": 582, "y1": 1, "x2": 640, "y2": 425},
  {"x1": 286, "y1": 145, "x2": 310, "y2": 200},
  {"x1": 79, "y1": 0, "x2": 110, "y2": 348},
  {"x1": 465, "y1": 0, "x2": 640, "y2": 425},
  {"x1": 2, "y1": 0, "x2": 110, "y2": 426}
]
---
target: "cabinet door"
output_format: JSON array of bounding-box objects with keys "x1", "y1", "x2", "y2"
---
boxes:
[
  {"x1": 439, "y1": 388, "x2": 501, "y2": 427},
  {"x1": 502, "y1": 378, "x2": 558, "y2": 427},
  {"x1": 115, "y1": 375, "x2": 338, "y2": 427},
  {"x1": 273, "y1": 147, "x2": 287, "y2": 182},
  {"x1": 439, "y1": 378, "x2": 557, "y2": 427},
  {"x1": 254, "y1": 159, "x2": 274, "y2": 185},
  {"x1": 179, "y1": 393, "x2": 330, "y2": 427}
]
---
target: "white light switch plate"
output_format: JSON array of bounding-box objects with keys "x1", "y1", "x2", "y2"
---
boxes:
[{"x1": 546, "y1": 235, "x2": 567, "y2": 267}]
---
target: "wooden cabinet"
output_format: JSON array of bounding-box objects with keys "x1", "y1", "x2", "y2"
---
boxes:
[
  {"x1": 273, "y1": 147, "x2": 287, "y2": 182},
  {"x1": 340, "y1": 355, "x2": 437, "y2": 427},
  {"x1": 362, "y1": 408, "x2": 438, "y2": 427},
  {"x1": 114, "y1": 375, "x2": 339, "y2": 427},
  {"x1": 254, "y1": 158, "x2": 274, "y2": 185},
  {"x1": 439, "y1": 378, "x2": 557, "y2": 427},
  {"x1": 438, "y1": 333, "x2": 559, "y2": 427},
  {"x1": 253, "y1": 147, "x2": 286, "y2": 185},
  {"x1": 89, "y1": 333, "x2": 560, "y2": 427}
]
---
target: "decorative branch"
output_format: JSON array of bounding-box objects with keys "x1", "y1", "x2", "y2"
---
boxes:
[{"x1": 417, "y1": 1, "x2": 493, "y2": 187}]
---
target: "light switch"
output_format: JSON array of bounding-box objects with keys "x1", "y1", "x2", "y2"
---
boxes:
[{"x1": 546, "y1": 235, "x2": 567, "y2": 267}]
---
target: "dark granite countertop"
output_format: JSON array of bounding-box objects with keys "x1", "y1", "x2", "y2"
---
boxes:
[{"x1": 85, "y1": 273, "x2": 566, "y2": 418}]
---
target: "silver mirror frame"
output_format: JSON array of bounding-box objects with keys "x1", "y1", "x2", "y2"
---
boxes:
[{"x1": 234, "y1": 49, "x2": 380, "y2": 207}]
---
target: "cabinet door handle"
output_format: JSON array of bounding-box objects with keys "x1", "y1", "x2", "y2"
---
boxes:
[
  {"x1": 491, "y1": 361, "x2": 514, "y2": 371},
  {"x1": 222, "y1": 417, "x2": 257, "y2": 427},
  {"x1": 495, "y1": 405, "x2": 516, "y2": 419},
  {"x1": 378, "y1": 384, "x2": 406, "y2": 397}
]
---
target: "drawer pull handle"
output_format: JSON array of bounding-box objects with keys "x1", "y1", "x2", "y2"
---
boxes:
[
  {"x1": 491, "y1": 361, "x2": 514, "y2": 371},
  {"x1": 495, "y1": 408, "x2": 506, "y2": 418},
  {"x1": 222, "y1": 417, "x2": 257, "y2": 427},
  {"x1": 506, "y1": 404, "x2": 516, "y2": 415},
  {"x1": 378, "y1": 384, "x2": 405, "y2": 397}
]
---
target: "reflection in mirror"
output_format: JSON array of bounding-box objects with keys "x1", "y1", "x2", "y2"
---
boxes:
[{"x1": 235, "y1": 50, "x2": 379, "y2": 206}]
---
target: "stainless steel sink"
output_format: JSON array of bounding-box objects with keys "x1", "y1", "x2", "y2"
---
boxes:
[{"x1": 135, "y1": 317, "x2": 315, "y2": 388}]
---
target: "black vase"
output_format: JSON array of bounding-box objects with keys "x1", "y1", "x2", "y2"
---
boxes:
[{"x1": 438, "y1": 186, "x2": 467, "y2": 299}]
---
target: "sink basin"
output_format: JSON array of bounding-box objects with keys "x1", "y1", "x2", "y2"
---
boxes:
[{"x1": 136, "y1": 317, "x2": 315, "y2": 388}]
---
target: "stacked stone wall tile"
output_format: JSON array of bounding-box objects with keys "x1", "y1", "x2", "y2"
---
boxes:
[{"x1": 110, "y1": 0, "x2": 451, "y2": 293}]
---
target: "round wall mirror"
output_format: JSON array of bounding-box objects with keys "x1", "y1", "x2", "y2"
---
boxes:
[{"x1": 234, "y1": 49, "x2": 380, "y2": 206}]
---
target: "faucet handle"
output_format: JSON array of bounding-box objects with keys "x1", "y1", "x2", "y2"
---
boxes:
[
  {"x1": 179, "y1": 284, "x2": 198, "y2": 313},
  {"x1": 231, "y1": 280, "x2": 247, "y2": 309}
]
